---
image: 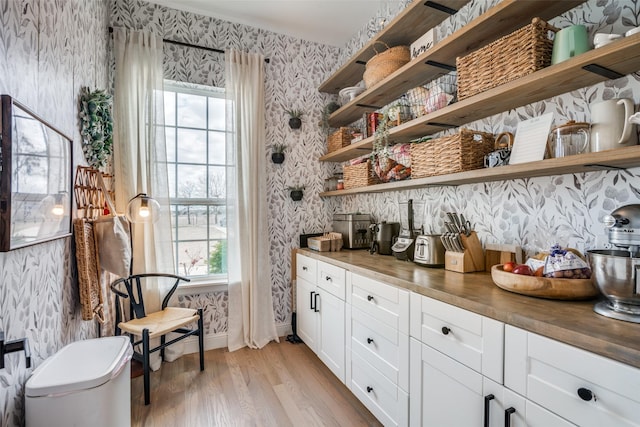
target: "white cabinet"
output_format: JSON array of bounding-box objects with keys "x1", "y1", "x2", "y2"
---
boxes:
[
  {"x1": 347, "y1": 273, "x2": 410, "y2": 427},
  {"x1": 409, "y1": 292, "x2": 504, "y2": 426},
  {"x1": 295, "y1": 254, "x2": 346, "y2": 383},
  {"x1": 505, "y1": 325, "x2": 640, "y2": 427}
]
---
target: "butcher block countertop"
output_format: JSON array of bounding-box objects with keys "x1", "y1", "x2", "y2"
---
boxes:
[{"x1": 298, "y1": 248, "x2": 640, "y2": 370}]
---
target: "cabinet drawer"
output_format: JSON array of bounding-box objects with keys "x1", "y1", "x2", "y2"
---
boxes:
[
  {"x1": 351, "y1": 306, "x2": 409, "y2": 391},
  {"x1": 410, "y1": 292, "x2": 503, "y2": 383},
  {"x1": 296, "y1": 254, "x2": 316, "y2": 283},
  {"x1": 505, "y1": 326, "x2": 640, "y2": 427},
  {"x1": 351, "y1": 273, "x2": 409, "y2": 334},
  {"x1": 351, "y1": 352, "x2": 408, "y2": 427},
  {"x1": 317, "y1": 260, "x2": 345, "y2": 300}
]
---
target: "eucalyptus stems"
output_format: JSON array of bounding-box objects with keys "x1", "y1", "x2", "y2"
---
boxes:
[{"x1": 79, "y1": 87, "x2": 113, "y2": 169}]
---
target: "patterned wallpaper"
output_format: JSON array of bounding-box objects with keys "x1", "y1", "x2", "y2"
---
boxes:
[
  {"x1": 332, "y1": 0, "x2": 640, "y2": 259},
  {"x1": 0, "y1": 0, "x2": 109, "y2": 425},
  {"x1": 111, "y1": 0, "x2": 640, "y2": 341}
]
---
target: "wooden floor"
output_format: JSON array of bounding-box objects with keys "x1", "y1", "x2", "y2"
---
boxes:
[{"x1": 131, "y1": 338, "x2": 382, "y2": 426}]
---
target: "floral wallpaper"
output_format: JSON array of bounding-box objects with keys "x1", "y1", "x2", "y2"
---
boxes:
[
  {"x1": 332, "y1": 0, "x2": 640, "y2": 259},
  {"x1": 0, "y1": 0, "x2": 109, "y2": 425}
]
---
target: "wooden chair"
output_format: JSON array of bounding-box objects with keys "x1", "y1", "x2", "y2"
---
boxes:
[{"x1": 110, "y1": 273, "x2": 204, "y2": 405}]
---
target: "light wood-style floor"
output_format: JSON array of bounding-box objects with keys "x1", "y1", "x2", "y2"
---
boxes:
[{"x1": 131, "y1": 338, "x2": 382, "y2": 426}]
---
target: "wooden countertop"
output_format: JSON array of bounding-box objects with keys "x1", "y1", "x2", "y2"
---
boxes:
[{"x1": 298, "y1": 248, "x2": 640, "y2": 369}]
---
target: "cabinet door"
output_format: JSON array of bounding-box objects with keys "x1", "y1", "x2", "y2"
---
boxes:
[
  {"x1": 317, "y1": 288, "x2": 346, "y2": 383},
  {"x1": 410, "y1": 338, "x2": 483, "y2": 427},
  {"x1": 296, "y1": 277, "x2": 317, "y2": 353}
]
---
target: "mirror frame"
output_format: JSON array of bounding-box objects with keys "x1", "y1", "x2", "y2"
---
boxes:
[{"x1": 0, "y1": 95, "x2": 73, "y2": 251}]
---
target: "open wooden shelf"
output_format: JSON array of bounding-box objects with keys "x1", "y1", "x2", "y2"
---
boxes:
[
  {"x1": 320, "y1": 33, "x2": 640, "y2": 163},
  {"x1": 326, "y1": 0, "x2": 585, "y2": 127},
  {"x1": 320, "y1": 145, "x2": 640, "y2": 196},
  {"x1": 318, "y1": 0, "x2": 468, "y2": 94}
]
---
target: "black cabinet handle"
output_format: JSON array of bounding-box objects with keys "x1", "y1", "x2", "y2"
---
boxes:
[
  {"x1": 314, "y1": 293, "x2": 319, "y2": 312},
  {"x1": 484, "y1": 394, "x2": 494, "y2": 427},
  {"x1": 302, "y1": 266, "x2": 308, "y2": 271},
  {"x1": 441, "y1": 326, "x2": 451, "y2": 335},
  {"x1": 366, "y1": 386, "x2": 373, "y2": 393},
  {"x1": 577, "y1": 387, "x2": 596, "y2": 401},
  {"x1": 367, "y1": 338, "x2": 374, "y2": 344},
  {"x1": 505, "y1": 407, "x2": 515, "y2": 427},
  {"x1": 367, "y1": 295, "x2": 374, "y2": 302},
  {"x1": 310, "y1": 291, "x2": 315, "y2": 310},
  {"x1": 325, "y1": 275, "x2": 332, "y2": 281}
]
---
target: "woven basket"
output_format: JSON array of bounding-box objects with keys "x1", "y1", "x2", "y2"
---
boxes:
[
  {"x1": 411, "y1": 129, "x2": 495, "y2": 178},
  {"x1": 456, "y1": 18, "x2": 558, "y2": 100},
  {"x1": 328, "y1": 127, "x2": 354, "y2": 153},
  {"x1": 363, "y1": 42, "x2": 410, "y2": 88},
  {"x1": 74, "y1": 218, "x2": 104, "y2": 322},
  {"x1": 343, "y1": 160, "x2": 381, "y2": 189}
]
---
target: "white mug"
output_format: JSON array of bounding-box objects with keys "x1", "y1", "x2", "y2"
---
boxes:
[
  {"x1": 590, "y1": 98, "x2": 638, "y2": 152},
  {"x1": 593, "y1": 33, "x2": 622, "y2": 47}
]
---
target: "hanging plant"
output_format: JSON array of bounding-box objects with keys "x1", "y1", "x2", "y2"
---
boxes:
[{"x1": 78, "y1": 87, "x2": 113, "y2": 169}]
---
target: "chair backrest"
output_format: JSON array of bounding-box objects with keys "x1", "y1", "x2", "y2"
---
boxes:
[{"x1": 110, "y1": 273, "x2": 190, "y2": 331}]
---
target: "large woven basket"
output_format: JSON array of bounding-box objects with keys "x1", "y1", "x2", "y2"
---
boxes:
[
  {"x1": 456, "y1": 18, "x2": 558, "y2": 100},
  {"x1": 343, "y1": 160, "x2": 381, "y2": 189},
  {"x1": 363, "y1": 41, "x2": 410, "y2": 89},
  {"x1": 74, "y1": 218, "x2": 104, "y2": 322},
  {"x1": 327, "y1": 127, "x2": 354, "y2": 153},
  {"x1": 411, "y1": 129, "x2": 495, "y2": 178}
]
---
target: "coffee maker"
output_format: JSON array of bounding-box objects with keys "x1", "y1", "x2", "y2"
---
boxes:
[
  {"x1": 391, "y1": 199, "x2": 424, "y2": 261},
  {"x1": 369, "y1": 221, "x2": 400, "y2": 255}
]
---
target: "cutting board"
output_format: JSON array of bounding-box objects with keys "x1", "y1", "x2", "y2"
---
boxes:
[{"x1": 485, "y1": 243, "x2": 523, "y2": 271}]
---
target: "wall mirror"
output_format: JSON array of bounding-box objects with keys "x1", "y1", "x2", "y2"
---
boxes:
[{"x1": 0, "y1": 95, "x2": 72, "y2": 251}]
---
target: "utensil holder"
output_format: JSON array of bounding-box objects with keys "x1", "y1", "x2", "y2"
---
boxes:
[
  {"x1": 459, "y1": 231, "x2": 485, "y2": 272},
  {"x1": 445, "y1": 250, "x2": 475, "y2": 273}
]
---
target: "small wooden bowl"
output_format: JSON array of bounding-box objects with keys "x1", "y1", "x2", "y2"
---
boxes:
[{"x1": 490, "y1": 265, "x2": 599, "y2": 300}]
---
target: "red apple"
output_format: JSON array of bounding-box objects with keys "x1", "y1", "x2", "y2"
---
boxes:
[
  {"x1": 503, "y1": 262, "x2": 516, "y2": 272},
  {"x1": 512, "y1": 265, "x2": 533, "y2": 276}
]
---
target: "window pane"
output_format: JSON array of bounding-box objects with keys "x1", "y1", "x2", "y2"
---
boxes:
[
  {"x1": 208, "y1": 97, "x2": 225, "y2": 131},
  {"x1": 177, "y1": 93, "x2": 206, "y2": 128},
  {"x1": 177, "y1": 129, "x2": 206, "y2": 164},
  {"x1": 171, "y1": 205, "x2": 178, "y2": 241},
  {"x1": 209, "y1": 206, "x2": 226, "y2": 237},
  {"x1": 208, "y1": 166, "x2": 226, "y2": 198},
  {"x1": 209, "y1": 240, "x2": 227, "y2": 274},
  {"x1": 167, "y1": 163, "x2": 177, "y2": 198},
  {"x1": 176, "y1": 165, "x2": 207, "y2": 198},
  {"x1": 165, "y1": 127, "x2": 176, "y2": 162},
  {"x1": 208, "y1": 131, "x2": 225, "y2": 165},
  {"x1": 164, "y1": 91, "x2": 176, "y2": 126},
  {"x1": 177, "y1": 240, "x2": 209, "y2": 277}
]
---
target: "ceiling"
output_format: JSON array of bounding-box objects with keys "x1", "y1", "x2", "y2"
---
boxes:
[{"x1": 145, "y1": 0, "x2": 390, "y2": 47}]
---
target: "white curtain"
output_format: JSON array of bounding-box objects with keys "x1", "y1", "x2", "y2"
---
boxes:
[
  {"x1": 113, "y1": 28, "x2": 176, "y2": 366},
  {"x1": 225, "y1": 50, "x2": 279, "y2": 351}
]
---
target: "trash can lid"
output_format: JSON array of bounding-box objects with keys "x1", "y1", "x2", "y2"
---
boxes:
[{"x1": 25, "y1": 336, "x2": 133, "y2": 397}]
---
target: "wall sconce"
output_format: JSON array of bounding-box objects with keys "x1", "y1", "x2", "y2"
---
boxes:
[
  {"x1": 126, "y1": 193, "x2": 160, "y2": 224},
  {"x1": 51, "y1": 192, "x2": 66, "y2": 216}
]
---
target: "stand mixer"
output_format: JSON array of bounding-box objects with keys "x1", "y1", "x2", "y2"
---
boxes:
[
  {"x1": 587, "y1": 204, "x2": 640, "y2": 323},
  {"x1": 391, "y1": 199, "x2": 424, "y2": 261}
]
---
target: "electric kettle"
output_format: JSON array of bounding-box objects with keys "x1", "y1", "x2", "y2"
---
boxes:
[{"x1": 590, "y1": 98, "x2": 638, "y2": 152}]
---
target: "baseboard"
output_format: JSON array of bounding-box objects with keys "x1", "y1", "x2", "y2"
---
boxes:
[{"x1": 182, "y1": 322, "x2": 292, "y2": 354}]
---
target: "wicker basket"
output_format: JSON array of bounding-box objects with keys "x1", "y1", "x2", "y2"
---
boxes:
[
  {"x1": 327, "y1": 127, "x2": 355, "y2": 153},
  {"x1": 74, "y1": 218, "x2": 104, "y2": 322},
  {"x1": 363, "y1": 42, "x2": 410, "y2": 88},
  {"x1": 411, "y1": 129, "x2": 495, "y2": 178},
  {"x1": 456, "y1": 18, "x2": 558, "y2": 100},
  {"x1": 343, "y1": 160, "x2": 381, "y2": 189}
]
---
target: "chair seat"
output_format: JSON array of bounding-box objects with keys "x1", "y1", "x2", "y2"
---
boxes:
[{"x1": 119, "y1": 307, "x2": 199, "y2": 339}]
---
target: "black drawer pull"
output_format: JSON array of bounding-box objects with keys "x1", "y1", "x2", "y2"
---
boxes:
[
  {"x1": 314, "y1": 293, "x2": 320, "y2": 313},
  {"x1": 505, "y1": 407, "x2": 515, "y2": 427},
  {"x1": 325, "y1": 275, "x2": 332, "y2": 281},
  {"x1": 577, "y1": 387, "x2": 596, "y2": 401},
  {"x1": 310, "y1": 291, "x2": 315, "y2": 310},
  {"x1": 484, "y1": 394, "x2": 494, "y2": 427},
  {"x1": 367, "y1": 338, "x2": 374, "y2": 344},
  {"x1": 367, "y1": 295, "x2": 374, "y2": 302},
  {"x1": 302, "y1": 266, "x2": 308, "y2": 271},
  {"x1": 441, "y1": 326, "x2": 451, "y2": 335},
  {"x1": 366, "y1": 386, "x2": 373, "y2": 393}
]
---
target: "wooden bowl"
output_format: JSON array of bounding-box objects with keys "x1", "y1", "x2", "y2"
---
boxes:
[{"x1": 490, "y1": 265, "x2": 599, "y2": 300}]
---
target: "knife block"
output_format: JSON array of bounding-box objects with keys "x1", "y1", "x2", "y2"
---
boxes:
[
  {"x1": 459, "y1": 231, "x2": 485, "y2": 272},
  {"x1": 445, "y1": 251, "x2": 475, "y2": 273}
]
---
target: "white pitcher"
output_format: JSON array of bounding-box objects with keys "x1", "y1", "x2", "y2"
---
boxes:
[{"x1": 590, "y1": 98, "x2": 638, "y2": 152}]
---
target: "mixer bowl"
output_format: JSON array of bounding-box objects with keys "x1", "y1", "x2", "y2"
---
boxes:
[{"x1": 587, "y1": 249, "x2": 640, "y2": 314}]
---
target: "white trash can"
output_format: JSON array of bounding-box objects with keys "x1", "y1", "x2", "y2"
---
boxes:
[{"x1": 25, "y1": 336, "x2": 133, "y2": 427}]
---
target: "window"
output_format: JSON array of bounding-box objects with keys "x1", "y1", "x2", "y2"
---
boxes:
[{"x1": 164, "y1": 81, "x2": 227, "y2": 280}]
